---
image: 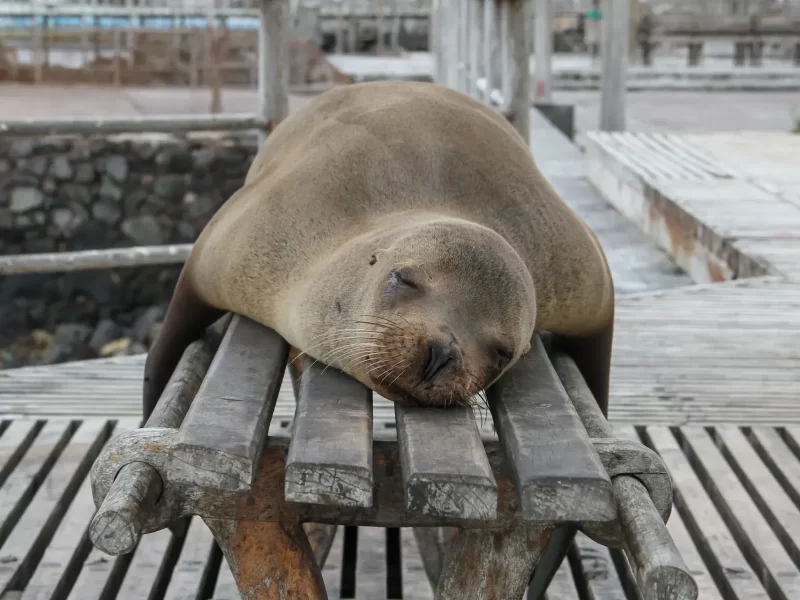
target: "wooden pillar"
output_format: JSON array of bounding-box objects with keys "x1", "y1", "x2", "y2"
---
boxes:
[
  {"x1": 468, "y1": 0, "x2": 482, "y2": 97},
  {"x1": 112, "y1": 28, "x2": 122, "y2": 87},
  {"x1": 599, "y1": 0, "x2": 628, "y2": 132},
  {"x1": 259, "y1": 0, "x2": 290, "y2": 144},
  {"x1": 457, "y1": 0, "x2": 468, "y2": 91},
  {"x1": 508, "y1": 0, "x2": 531, "y2": 144},
  {"x1": 377, "y1": 1, "x2": 386, "y2": 54},
  {"x1": 482, "y1": 0, "x2": 495, "y2": 104},
  {"x1": 533, "y1": 0, "x2": 552, "y2": 102},
  {"x1": 390, "y1": 0, "x2": 402, "y2": 52}
]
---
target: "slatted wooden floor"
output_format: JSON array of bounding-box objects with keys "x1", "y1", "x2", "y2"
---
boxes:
[{"x1": 3, "y1": 417, "x2": 800, "y2": 599}]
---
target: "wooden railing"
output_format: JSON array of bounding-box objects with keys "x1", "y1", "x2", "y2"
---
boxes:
[{"x1": 429, "y1": 0, "x2": 530, "y2": 144}]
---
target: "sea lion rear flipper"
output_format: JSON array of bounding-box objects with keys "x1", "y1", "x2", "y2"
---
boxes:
[
  {"x1": 142, "y1": 270, "x2": 225, "y2": 421},
  {"x1": 551, "y1": 318, "x2": 614, "y2": 418}
]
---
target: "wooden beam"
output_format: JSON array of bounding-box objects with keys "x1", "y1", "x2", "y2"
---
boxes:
[
  {"x1": 285, "y1": 362, "x2": 374, "y2": 508},
  {"x1": 533, "y1": 0, "x2": 552, "y2": 102},
  {"x1": 258, "y1": 0, "x2": 290, "y2": 144},
  {"x1": 600, "y1": 0, "x2": 629, "y2": 131},
  {"x1": 0, "y1": 113, "x2": 268, "y2": 136},
  {"x1": 169, "y1": 315, "x2": 289, "y2": 491},
  {"x1": 507, "y1": 0, "x2": 531, "y2": 144},
  {"x1": 396, "y1": 404, "x2": 497, "y2": 520}
]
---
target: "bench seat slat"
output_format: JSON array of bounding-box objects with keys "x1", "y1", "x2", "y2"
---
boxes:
[
  {"x1": 488, "y1": 337, "x2": 614, "y2": 522},
  {"x1": 169, "y1": 314, "x2": 289, "y2": 491},
  {"x1": 285, "y1": 363, "x2": 374, "y2": 508},
  {"x1": 396, "y1": 405, "x2": 497, "y2": 520}
]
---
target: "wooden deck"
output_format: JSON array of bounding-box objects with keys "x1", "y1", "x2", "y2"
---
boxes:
[{"x1": 3, "y1": 417, "x2": 799, "y2": 599}]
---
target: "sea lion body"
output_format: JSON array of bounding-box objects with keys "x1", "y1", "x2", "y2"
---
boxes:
[{"x1": 144, "y1": 80, "x2": 614, "y2": 418}]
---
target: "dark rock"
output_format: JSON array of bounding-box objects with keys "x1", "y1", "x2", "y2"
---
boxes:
[
  {"x1": 99, "y1": 177, "x2": 123, "y2": 202},
  {"x1": 25, "y1": 156, "x2": 49, "y2": 177},
  {"x1": 10, "y1": 187, "x2": 44, "y2": 213},
  {"x1": 133, "y1": 306, "x2": 164, "y2": 344},
  {"x1": 42, "y1": 323, "x2": 95, "y2": 364},
  {"x1": 0, "y1": 209, "x2": 11, "y2": 230},
  {"x1": 14, "y1": 214, "x2": 35, "y2": 229},
  {"x1": 154, "y1": 174, "x2": 187, "y2": 201},
  {"x1": 74, "y1": 162, "x2": 95, "y2": 184},
  {"x1": 89, "y1": 139, "x2": 108, "y2": 155},
  {"x1": 69, "y1": 221, "x2": 118, "y2": 250},
  {"x1": 50, "y1": 156, "x2": 73, "y2": 181},
  {"x1": 157, "y1": 146, "x2": 193, "y2": 174},
  {"x1": 65, "y1": 270, "x2": 117, "y2": 304},
  {"x1": 42, "y1": 179, "x2": 57, "y2": 194},
  {"x1": 59, "y1": 183, "x2": 92, "y2": 206},
  {"x1": 190, "y1": 172, "x2": 215, "y2": 193},
  {"x1": 121, "y1": 215, "x2": 164, "y2": 245},
  {"x1": 123, "y1": 189, "x2": 148, "y2": 215},
  {"x1": 175, "y1": 221, "x2": 196, "y2": 241},
  {"x1": 67, "y1": 201, "x2": 90, "y2": 229},
  {"x1": 22, "y1": 238, "x2": 56, "y2": 253},
  {"x1": 10, "y1": 139, "x2": 34, "y2": 159},
  {"x1": 89, "y1": 319, "x2": 123, "y2": 353},
  {"x1": 192, "y1": 147, "x2": 215, "y2": 171},
  {"x1": 185, "y1": 192, "x2": 218, "y2": 220},
  {"x1": 128, "y1": 341, "x2": 148, "y2": 356},
  {"x1": 0, "y1": 159, "x2": 10, "y2": 174},
  {"x1": 52, "y1": 206, "x2": 74, "y2": 232},
  {"x1": 32, "y1": 211, "x2": 46, "y2": 226},
  {"x1": 6, "y1": 172, "x2": 40, "y2": 187},
  {"x1": 93, "y1": 199, "x2": 122, "y2": 225},
  {"x1": 106, "y1": 155, "x2": 129, "y2": 183},
  {"x1": 137, "y1": 143, "x2": 157, "y2": 161},
  {"x1": 69, "y1": 140, "x2": 92, "y2": 160}
]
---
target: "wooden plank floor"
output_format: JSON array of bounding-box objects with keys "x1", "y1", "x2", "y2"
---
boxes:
[{"x1": 3, "y1": 417, "x2": 799, "y2": 599}]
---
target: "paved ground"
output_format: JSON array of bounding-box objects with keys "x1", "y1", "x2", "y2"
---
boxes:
[{"x1": 1, "y1": 82, "x2": 798, "y2": 136}]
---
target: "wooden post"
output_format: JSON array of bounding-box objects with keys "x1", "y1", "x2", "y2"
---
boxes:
[
  {"x1": 390, "y1": 0, "x2": 402, "y2": 52},
  {"x1": 469, "y1": 0, "x2": 482, "y2": 97},
  {"x1": 533, "y1": 0, "x2": 552, "y2": 102},
  {"x1": 32, "y1": 14, "x2": 43, "y2": 83},
  {"x1": 377, "y1": 1, "x2": 386, "y2": 54},
  {"x1": 113, "y1": 28, "x2": 122, "y2": 87},
  {"x1": 507, "y1": 0, "x2": 531, "y2": 144},
  {"x1": 336, "y1": 1, "x2": 345, "y2": 54},
  {"x1": 259, "y1": 0, "x2": 290, "y2": 145},
  {"x1": 482, "y1": 0, "x2": 495, "y2": 104},
  {"x1": 599, "y1": 0, "x2": 628, "y2": 131},
  {"x1": 206, "y1": 16, "x2": 223, "y2": 114}
]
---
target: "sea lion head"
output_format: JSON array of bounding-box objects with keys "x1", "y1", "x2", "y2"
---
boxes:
[{"x1": 303, "y1": 217, "x2": 536, "y2": 408}]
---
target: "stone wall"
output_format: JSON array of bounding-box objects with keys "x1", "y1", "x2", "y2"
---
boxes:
[{"x1": 0, "y1": 132, "x2": 259, "y2": 367}]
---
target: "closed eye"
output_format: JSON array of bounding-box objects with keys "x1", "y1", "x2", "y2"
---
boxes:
[
  {"x1": 391, "y1": 269, "x2": 419, "y2": 290},
  {"x1": 493, "y1": 344, "x2": 515, "y2": 365}
]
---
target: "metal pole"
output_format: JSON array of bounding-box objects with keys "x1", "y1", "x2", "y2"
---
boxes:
[
  {"x1": 599, "y1": 0, "x2": 629, "y2": 131},
  {"x1": 259, "y1": 0, "x2": 290, "y2": 145},
  {"x1": 508, "y1": 0, "x2": 531, "y2": 144},
  {"x1": 533, "y1": 0, "x2": 552, "y2": 102}
]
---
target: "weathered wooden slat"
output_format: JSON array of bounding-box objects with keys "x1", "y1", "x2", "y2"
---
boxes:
[
  {"x1": 285, "y1": 362, "x2": 373, "y2": 508},
  {"x1": 677, "y1": 426, "x2": 800, "y2": 599},
  {"x1": 395, "y1": 404, "x2": 496, "y2": 520},
  {"x1": 715, "y1": 427, "x2": 800, "y2": 567},
  {"x1": 212, "y1": 560, "x2": 238, "y2": 600},
  {"x1": 572, "y1": 532, "x2": 627, "y2": 600},
  {"x1": 169, "y1": 315, "x2": 289, "y2": 491},
  {"x1": 161, "y1": 517, "x2": 217, "y2": 600},
  {"x1": 0, "y1": 420, "x2": 111, "y2": 595},
  {"x1": 489, "y1": 339, "x2": 613, "y2": 522},
  {"x1": 0, "y1": 421, "x2": 75, "y2": 546},
  {"x1": 21, "y1": 419, "x2": 139, "y2": 600},
  {"x1": 542, "y1": 552, "x2": 581, "y2": 600},
  {"x1": 355, "y1": 527, "x2": 387, "y2": 599},
  {"x1": 114, "y1": 529, "x2": 175, "y2": 599},
  {"x1": 65, "y1": 543, "x2": 128, "y2": 600},
  {"x1": 613, "y1": 426, "x2": 721, "y2": 600},
  {"x1": 748, "y1": 427, "x2": 800, "y2": 507},
  {"x1": 320, "y1": 526, "x2": 344, "y2": 599},
  {"x1": 0, "y1": 421, "x2": 41, "y2": 486},
  {"x1": 644, "y1": 427, "x2": 769, "y2": 599},
  {"x1": 401, "y1": 528, "x2": 434, "y2": 600}
]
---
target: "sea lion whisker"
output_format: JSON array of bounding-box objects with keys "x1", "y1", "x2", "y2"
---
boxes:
[{"x1": 379, "y1": 360, "x2": 410, "y2": 384}]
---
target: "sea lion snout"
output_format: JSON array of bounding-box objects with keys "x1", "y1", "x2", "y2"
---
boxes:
[{"x1": 420, "y1": 339, "x2": 461, "y2": 382}]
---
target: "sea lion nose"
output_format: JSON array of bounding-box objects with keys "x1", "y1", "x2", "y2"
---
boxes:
[{"x1": 421, "y1": 340, "x2": 458, "y2": 382}]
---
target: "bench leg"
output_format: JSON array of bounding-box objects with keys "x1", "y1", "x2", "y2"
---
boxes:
[
  {"x1": 205, "y1": 518, "x2": 327, "y2": 600},
  {"x1": 525, "y1": 525, "x2": 576, "y2": 599},
  {"x1": 435, "y1": 524, "x2": 553, "y2": 600}
]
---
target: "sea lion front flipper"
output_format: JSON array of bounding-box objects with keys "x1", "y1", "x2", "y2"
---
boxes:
[
  {"x1": 142, "y1": 270, "x2": 225, "y2": 421},
  {"x1": 551, "y1": 318, "x2": 614, "y2": 418}
]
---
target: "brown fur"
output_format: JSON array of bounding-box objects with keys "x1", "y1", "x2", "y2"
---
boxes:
[{"x1": 144, "y1": 81, "x2": 614, "y2": 418}]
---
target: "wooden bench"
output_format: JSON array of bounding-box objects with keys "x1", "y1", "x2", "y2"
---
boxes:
[{"x1": 86, "y1": 314, "x2": 697, "y2": 600}]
